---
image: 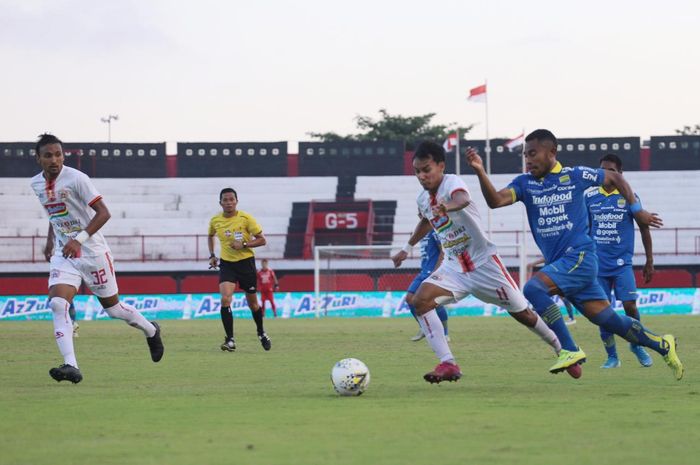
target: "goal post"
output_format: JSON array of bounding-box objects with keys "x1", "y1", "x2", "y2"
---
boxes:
[{"x1": 313, "y1": 241, "x2": 530, "y2": 318}]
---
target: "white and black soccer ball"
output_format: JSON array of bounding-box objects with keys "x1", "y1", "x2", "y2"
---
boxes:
[{"x1": 331, "y1": 358, "x2": 370, "y2": 396}]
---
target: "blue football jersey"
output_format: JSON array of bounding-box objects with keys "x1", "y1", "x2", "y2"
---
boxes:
[
  {"x1": 508, "y1": 162, "x2": 606, "y2": 263},
  {"x1": 419, "y1": 231, "x2": 441, "y2": 274},
  {"x1": 585, "y1": 188, "x2": 640, "y2": 275}
]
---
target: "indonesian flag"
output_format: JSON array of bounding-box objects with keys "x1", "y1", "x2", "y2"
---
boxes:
[
  {"x1": 443, "y1": 133, "x2": 458, "y2": 152},
  {"x1": 504, "y1": 133, "x2": 525, "y2": 152},
  {"x1": 468, "y1": 84, "x2": 487, "y2": 102}
]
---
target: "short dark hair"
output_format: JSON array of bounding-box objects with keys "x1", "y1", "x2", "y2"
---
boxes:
[
  {"x1": 525, "y1": 129, "x2": 557, "y2": 147},
  {"x1": 599, "y1": 153, "x2": 622, "y2": 172},
  {"x1": 219, "y1": 188, "x2": 238, "y2": 201},
  {"x1": 35, "y1": 133, "x2": 62, "y2": 154},
  {"x1": 413, "y1": 141, "x2": 445, "y2": 163}
]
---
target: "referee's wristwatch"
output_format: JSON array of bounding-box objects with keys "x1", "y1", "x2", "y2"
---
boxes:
[
  {"x1": 209, "y1": 253, "x2": 216, "y2": 259},
  {"x1": 242, "y1": 241, "x2": 248, "y2": 248}
]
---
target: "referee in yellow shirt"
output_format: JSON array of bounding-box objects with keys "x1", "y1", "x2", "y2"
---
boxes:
[{"x1": 208, "y1": 188, "x2": 271, "y2": 351}]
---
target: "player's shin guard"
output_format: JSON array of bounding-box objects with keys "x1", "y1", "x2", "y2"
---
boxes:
[
  {"x1": 589, "y1": 306, "x2": 667, "y2": 355},
  {"x1": 103, "y1": 302, "x2": 156, "y2": 337},
  {"x1": 523, "y1": 278, "x2": 578, "y2": 351},
  {"x1": 599, "y1": 328, "x2": 618, "y2": 358},
  {"x1": 417, "y1": 309, "x2": 454, "y2": 363},
  {"x1": 49, "y1": 297, "x2": 78, "y2": 368}
]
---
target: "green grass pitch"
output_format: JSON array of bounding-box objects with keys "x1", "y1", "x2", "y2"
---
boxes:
[{"x1": 1, "y1": 316, "x2": 699, "y2": 465}]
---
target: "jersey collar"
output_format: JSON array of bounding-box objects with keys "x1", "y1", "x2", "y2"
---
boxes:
[
  {"x1": 549, "y1": 161, "x2": 563, "y2": 174},
  {"x1": 537, "y1": 161, "x2": 563, "y2": 180},
  {"x1": 598, "y1": 187, "x2": 619, "y2": 196}
]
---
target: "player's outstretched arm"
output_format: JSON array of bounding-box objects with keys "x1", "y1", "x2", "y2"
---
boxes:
[
  {"x1": 605, "y1": 171, "x2": 663, "y2": 229},
  {"x1": 466, "y1": 147, "x2": 514, "y2": 209},
  {"x1": 391, "y1": 217, "x2": 431, "y2": 268},
  {"x1": 61, "y1": 199, "x2": 111, "y2": 259}
]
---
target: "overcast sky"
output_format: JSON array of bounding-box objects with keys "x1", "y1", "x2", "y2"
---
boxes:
[{"x1": 1, "y1": 0, "x2": 698, "y2": 144}]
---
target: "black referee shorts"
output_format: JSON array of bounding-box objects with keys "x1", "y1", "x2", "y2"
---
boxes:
[{"x1": 219, "y1": 257, "x2": 258, "y2": 293}]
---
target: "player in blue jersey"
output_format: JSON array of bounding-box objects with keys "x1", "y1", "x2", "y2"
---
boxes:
[
  {"x1": 586, "y1": 154, "x2": 655, "y2": 369},
  {"x1": 404, "y1": 231, "x2": 449, "y2": 342},
  {"x1": 467, "y1": 129, "x2": 683, "y2": 380}
]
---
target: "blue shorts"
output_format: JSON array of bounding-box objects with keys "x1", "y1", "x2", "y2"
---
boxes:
[
  {"x1": 540, "y1": 245, "x2": 609, "y2": 306},
  {"x1": 597, "y1": 266, "x2": 638, "y2": 303},
  {"x1": 407, "y1": 271, "x2": 432, "y2": 294}
]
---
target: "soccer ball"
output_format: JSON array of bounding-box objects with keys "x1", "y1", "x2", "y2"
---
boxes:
[{"x1": 331, "y1": 358, "x2": 370, "y2": 396}]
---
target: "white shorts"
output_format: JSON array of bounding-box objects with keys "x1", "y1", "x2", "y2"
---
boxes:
[
  {"x1": 49, "y1": 252, "x2": 119, "y2": 298},
  {"x1": 425, "y1": 254, "x2": 528, "y2": 313}
]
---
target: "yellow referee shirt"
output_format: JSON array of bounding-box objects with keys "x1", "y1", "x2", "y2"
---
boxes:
[{"x1": 208, "y1": 210, "x2": 263, "y2": 262}]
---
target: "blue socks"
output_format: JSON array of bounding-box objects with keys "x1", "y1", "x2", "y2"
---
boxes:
[
  {"x1": 523, "y1": 277, "x2": 578, "y2": 351},
  {"x1": 589, "y1": 306, "x2": 667, "y2": 355},
  {"x1": 600, "y1": 329, "x2": 618, "y2": 358}
]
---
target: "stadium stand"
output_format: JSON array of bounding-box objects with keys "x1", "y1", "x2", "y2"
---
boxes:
[
  {"x1": 649, "y1": 135, "x2": 700, "y2": 170},
  {"x1": 1, "y1": 136, "x2": 698, "y2": 294},
  {"x1": 298, "y1": 141, "x2": 405, "y2": 176},
  {"x1": 0, "y1": 142, "x2": 167, "y2": 178},
  {"x1": 0, "y1": 176, "x2": 338, "y2": 261},
  {"x1": 356, "y1": 171, "x2": 700, "y2": 260},
  {"x1": 176, "y1": 142, "x2": 288, "y2": 177},
  {"x1": 443, "y1": 137, "x2": 641, "y2": 174}
]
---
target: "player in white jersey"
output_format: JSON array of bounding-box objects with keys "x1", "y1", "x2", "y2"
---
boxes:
[
  {"x1": 30, "y1": 134, "x2": 164, "y2": 384},
  {"x1": 391, "y1": 141, "x2": 572, "y2": 383}
]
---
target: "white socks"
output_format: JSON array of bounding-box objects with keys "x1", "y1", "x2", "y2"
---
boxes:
[
  {"x1": 103, "y1": 302, "x2": 156, "y2": 337},
  {"x1": 49, "y1": 297, "x2": 78, "y2": 368},
  {"x1": 529, "y1": 313, "x2": 562, "y2": 354},
  {"x1": 418, "y1": 309, "x2": 455, "y2": 363}
]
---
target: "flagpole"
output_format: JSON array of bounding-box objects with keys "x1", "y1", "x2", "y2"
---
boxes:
[
  {"x1": 518, "y1": 127, "x2": 528, "y2": 289},
  {"x1": 455, "y1": 128, "x2": 460, "y2": 175},
  {"x1": 484, "y1": 79, "x2": 492, "y2": 239}
]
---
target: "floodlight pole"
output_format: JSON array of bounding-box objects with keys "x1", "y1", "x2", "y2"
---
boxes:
[{"x1": 101, "y1": 114, "x2": 119, "y2": 142}]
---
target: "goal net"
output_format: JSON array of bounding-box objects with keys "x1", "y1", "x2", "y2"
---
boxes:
[{"x1": 313, "y1": 242, "x2": 531, "y2": 318}]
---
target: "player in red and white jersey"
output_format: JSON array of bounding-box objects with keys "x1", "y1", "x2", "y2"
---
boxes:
[
  {"x1": 257, "y1": 259, "x2": 279, "y2": 317},
  {"x1": 30, "y1": 134, "x2": 164, "y2": 384},
  {"x1": 392, "y1": 141, "x2": 571, "y2": 384},
  {"x1": 415, "y1": 171, "x2": 497, "y2": 273}
]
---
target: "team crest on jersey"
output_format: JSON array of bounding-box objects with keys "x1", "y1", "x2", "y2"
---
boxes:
[
  {"x1": 430, "y1": 214, "x2": 452, "y2": 233},
  {"x1": 558, "y1": 174, "x2": 571, "y2": 185},
  {"x1": 617, "y1": 198, "x2": 626, "y2": 208},
  {"x1": 45, "y1": 202, "x2": 68, "y2": 219},
  {"x1": 224, "y1": 230, "x2": 232, "y2": 237}
]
